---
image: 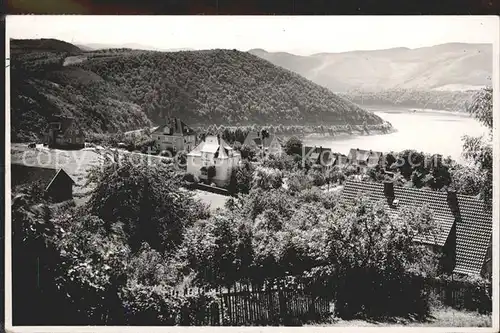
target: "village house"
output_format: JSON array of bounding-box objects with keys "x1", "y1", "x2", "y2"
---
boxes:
[
  {"x1": 347, "y1": 148, "x2": 384, "y2": 172},
  {"x1": 187, "y1": 135, "x2": 241, "y2": 187},
  {"x1": 44, "y1": 116, "x2": 85, "y2": 150},
  {"x1": 341, "y1": 180, "x2": 492, "y2": 279},
  {"x1": 304, "y1": 146, "x2": 332, "y2": 167},
  {"x1": 243, "y1": 131, "x2": 283, "y2": 156},
  {"x1": 152, "y1": 118, "x2": 197, "y2": 153},
  {"x1": 304, "y1": 146, "x2": 349, "y2": 170},
  {"x1": 11, "y1": 163, "x2": 76, "y2": 203}
]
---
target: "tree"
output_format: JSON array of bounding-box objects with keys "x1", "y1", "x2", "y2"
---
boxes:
[
  {"x1": 466, "y1": 87, "x2": 492, "y2": 129},
  {"x1": 450, "y1": 164, "x2": 484, "y2": 196},
  {"x1": 324, "y1": 196, "x2": 440, "y2": 319},
  {"x1": 252, "y1": 166, "x2": 284, "y2": 191},
  {"x1": 180, "y1": 212, "x2": 254, "y2": 287},
  {"x1": 11, "y1": 190, "x2": 70, "y2": 324},
  {"x1": 462, "y1": 86, "x2": 493, "y2": 208},
  {"x1": 207, "y1": 165, "x2": 216, "y2": 180},
  {"x1": 56, "y1": 213, "x2": 130, "y2": 324},
  {"x1": 260, "y1": 128, "x2": 270, "y2": 148},
  {"x1": 86, "y1": 153, "x2": 208, "y2": 252},
  {"x1": 228, "y1": 161, "x2": 255, "y2": 195},
  {"x1": 308, "y1": 169, "x2": 327, "y2": 187},
  {"x1": 286, "y1": 170, "x2": 313, "y2": 193},
  {"x1": 240, "y1": 144, "x2": 258, "y2": 161},
  {"x1": 261, "y1": 153, "x2": 296, "y2": 171},
  {"x1": 284, "y1": 136, "x2": 303, "y2": 156}
]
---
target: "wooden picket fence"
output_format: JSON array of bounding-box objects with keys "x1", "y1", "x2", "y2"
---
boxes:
[
  {"x1": 179, "y1": 284, "x2": 332, "y2": 326},
  {"x1": 429, "y1": 278, "x2": 492, "y2": 313},
  {"x1": 219, "y1": 288, "x2": 331, "y2": 325},
  {"x1": 176, "y1": 276, "x2": 491, "y2": 325}
]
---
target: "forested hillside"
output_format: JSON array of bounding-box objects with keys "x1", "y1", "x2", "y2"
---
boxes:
[
  {"x1": 11, "y1": 39, "x2": 387, "y2": 142},
  {"x1": 339, "y1": 89, "x2": 477, "y2": 112},
  {"x1": 11, "y1": 39, "x2": 152, "y2": 142}
]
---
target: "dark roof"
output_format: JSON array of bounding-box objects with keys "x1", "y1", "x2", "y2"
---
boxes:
[
  {"x1": 341, "y1": 180, "x2": 492, "y2": 276},
  {"x1": 153, "y1": 118, "x2": 195, "y2": 136},
  {"x1": 347, "y1": 148, "x2": 383, "y2": 164},
  {"x1": 253, "y1": 138, "x2": 262, "y2": 146},
  {"x1": 453, "y1": 194, "x2": 492, "y2": 275},
  {"x1": 11, "y1": 163, "x2": 75, "y2": 191},
  {"x1": 304, "y1": 146, "x2": 336, "y2": 165},
  {"x1": 48, "y1": 116, "x2": 82, "y2": 136},
  {"x1": 244, "y1": 132, "x2": 282, "y2": 149}
]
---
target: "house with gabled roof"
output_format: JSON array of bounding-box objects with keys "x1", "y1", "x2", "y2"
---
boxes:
[
  {"x1": 11, "y1": 163, "x2": 76, "y2": 203},
  {"x1": 243, "y1": 131, "x2": 283, "y2": 156},
  {"x1": 341, "y1": 180, "x2": 492, "y2": 279},
  {"x1": 303, "y1": 146, "x2": 333, "y2": 167},
  {"x1": 152, "y1": 118, "x2": 197, "y2": 153},
  {"x1": 44, "y1": 116, "x2": 85, "y2": 149},
  {"x1": 187, "y1": 135, "x2": 241, "y2": 187},
  {"x1": 347, "y1": 148, "x2": 384, "y2": 172}
]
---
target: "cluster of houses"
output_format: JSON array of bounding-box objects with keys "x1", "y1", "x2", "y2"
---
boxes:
[
  {"x1": 12, "y1": 116, "x2": 492, "y2": 281},
  {"x1": 36, "y1": 116, "x2": 388, "y2": 188}
]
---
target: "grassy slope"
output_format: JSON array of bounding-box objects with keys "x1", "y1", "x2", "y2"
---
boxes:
[{"x1": 11, "y1": 39, "x2": 387, "y2": 142}]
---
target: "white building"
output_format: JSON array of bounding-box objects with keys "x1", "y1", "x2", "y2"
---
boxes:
[{"x1": 187, "y1": 135, "x2": 241, "y2": 187}]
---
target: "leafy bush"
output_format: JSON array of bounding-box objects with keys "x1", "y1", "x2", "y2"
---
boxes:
[
  {"x1": 85, "y1": 153, "x2": 206, "y2": 253},
  {"x1": 308, "y1": 169, "x2": 327, "y2": 187},
  {"x1": 207, "y1": 165, "x2": 216, "y2": 179},
  {"x1": 183, "y1": 173, "x2": 199, "y2": 184},
  {"x1": 252, "y1": 167, "x2": 284, "y2": 190},
  {"x1": 240, "y1": 144, "x2": 258, "y2": 161},
  {"x1": 227, "y1": 161, "x2": 255, "y2": 195},
  {"x1": 286, "y1": 171, "x2": 313, "y2": 193},
  {"x1": 262, "y1": 153, "x2": 297, "y2": 171},
  {"x1": 325, "y1": 196, "x2": 440, "y2": 320},
  {"x1": 284, "y1": 136, "x2": 303, "y2": 156}
]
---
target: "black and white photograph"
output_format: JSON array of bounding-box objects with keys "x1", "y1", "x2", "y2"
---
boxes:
[{"x1": 4, "y1": 15, "x2": 499, "y2": 331}]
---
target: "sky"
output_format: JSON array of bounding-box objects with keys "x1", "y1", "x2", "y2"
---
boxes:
[{"x1": 6, "y1": 15, "x2": 499, "y2": 55}]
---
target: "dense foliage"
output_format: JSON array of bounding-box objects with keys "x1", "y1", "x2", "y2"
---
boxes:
[
  {"x1": 366, "y1": 150, "x2": 454, "y2": 191},
  {"x1": 10, "y1": 41, "x2": 151, "y2": 142},
  {"x1": 461, "y1": 87, "x2": 493, "y2": 208},
  {"x1": 11, "y1": 38, "x2": 388, "y2": 142},
  {"x1": 11, "y1": 154, "x2": 214, "y2": 325},
  {"x1": 341, "y1": 89, "x2": 476, "y2": 112},
  {"x1": 180, "y1": 186, "x2": 439, "y2": 320},
  {"x1": 85, "y1": 153, "x2": 209, "y2": 252}
]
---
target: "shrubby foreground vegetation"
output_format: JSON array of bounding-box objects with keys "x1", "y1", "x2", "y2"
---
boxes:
[
  {"x1": 14, "y1": 84, "x2": 494, "y2": 324},
  {"x1": 13, "y1": 152, "x2": 443, "y2": 325},
  {"x1": 10, "y1": 39, "x2": 492, "y2": 325}
]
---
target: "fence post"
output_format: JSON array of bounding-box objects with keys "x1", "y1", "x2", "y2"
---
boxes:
[{"x1": 278, "y1": 280, "x2": 287, "y2": 324}]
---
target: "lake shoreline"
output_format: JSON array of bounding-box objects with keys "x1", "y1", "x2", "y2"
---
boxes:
[
  {"x1": 300, "y1": 107, "x2": 486, "y2": 161},
  {"x1": 301, "y1": 127, "x2": 398, "y2": 140}
]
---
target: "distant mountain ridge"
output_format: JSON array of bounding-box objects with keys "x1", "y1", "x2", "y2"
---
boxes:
[
  {"x1": 249, "y1": 43, "x2": 492, "y2": 93},
  {"x1": 10, "y1": 38, "x2": 389, "y2": 142},
  {"x1": 76, "y1": 42, "x2": 195, "y2": 52}
]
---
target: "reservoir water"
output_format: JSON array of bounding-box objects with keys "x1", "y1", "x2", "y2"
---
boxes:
[{"x1": 302, "y1": 106, "x2": 489, "y2": 163}]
